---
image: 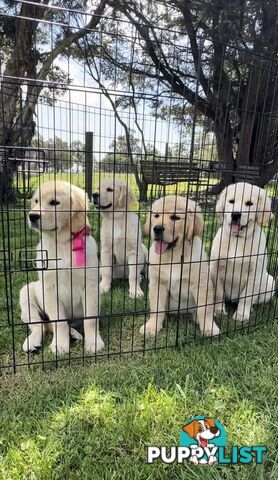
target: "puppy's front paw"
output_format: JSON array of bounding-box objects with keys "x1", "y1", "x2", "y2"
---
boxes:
[
  {"x1": 23, "y1": 334, "x2": 41, "y2": 353},
  {"x1": 50, "y1": 339, "x2": 70, "y2": 355},
  {"x1": 70, "y1": 327, "x2": 82, "y2": 341},
  {"x1": 214, "y1": 303, "x2": 227, "y2": 316},
  {"x1": 208, "y1": 455, "x2": 218, "y2": 465},
  {"x1": 85, "y1": 336, "x2": 105, "y2": 353},
  {"x1": 129, "y1": 286, "x2": 144, "y2": 299},
  {"x1": 233, "y1": 310, "x2": 250, "y2": 322},
  {"x1": 99, "y1": 281, "x2": 111, "y2": 295},
  {"x1": 139, "y1": 319, "x2": 162, "y2": 337},
  {"x1": 204, "y1": 322, "x2": 220, "y2": 336}
]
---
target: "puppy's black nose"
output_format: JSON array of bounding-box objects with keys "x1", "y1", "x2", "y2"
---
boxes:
[
  {"x1": 210, "y1": 426, "x2": 219, "y2": 434},
  {"x1": 29, "y1": 213, "x2": 40, "y2": 223},
  {"x1": 231, "y1": 212, "x2": 241, "y2": 222},
  {"x1": 153, "y1": 225, "x2": 165, "y2": 235},
  {"x1": 92, "y1": 192, "x2": 99, "y2": 200}
]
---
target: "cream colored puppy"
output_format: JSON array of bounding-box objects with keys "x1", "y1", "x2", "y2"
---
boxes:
[
  {"x1": 20, "y1": 180, "x2": 105, "y2": 355},
  {"x1": 92, "y1": 179, "x2": 147, "y2": 298},
  {"x1": 140, "y1": 195, "x2": 220, "y2": 336},
  {"x1": 210, "y1": 182, "x2": 275, "y2": 320}
]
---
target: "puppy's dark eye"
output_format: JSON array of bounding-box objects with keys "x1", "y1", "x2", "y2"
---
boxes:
[
  {"x1": 49, "y1": 200, "x2": 60, "y2": 206},
  {"x1": 228, "y1": 199, "x2": 235, "y2": 204},
  {"x1": 154, "y1": 213, "x2": 160, "y2": 218},
  {"x1": 198, "y1": 426, "x2": 203, "y2": 432},
  {"x1": 34, "y1": 199, "x2": 38, "y2": 204},
  {"x1": 107, "y1": 188, "x2": 114, "y2": 192},
  {"x1": 170, "y1": 214, "x2": 181, "y2": 221},
  {"x1": 245, "y1": 201, "x2": 253, "y2": 207}
]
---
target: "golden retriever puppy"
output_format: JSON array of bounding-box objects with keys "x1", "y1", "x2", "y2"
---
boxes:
[
  {"x1": 20, "y1": 181, "x2": 105, "y2": 355},
  {"x1": 92, "y1": 179, "x2": 147, "y2": 298},
  {"x1": 210, "y1": 182, "x2": 275, "y2": 320},
  {"x1": 140, "y1": 195, "x2": 220, "y2": 336}
]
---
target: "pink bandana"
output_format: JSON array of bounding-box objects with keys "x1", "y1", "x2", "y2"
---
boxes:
[{"x1": 72, "y1": 225, "x2": 91, "y2": 267}]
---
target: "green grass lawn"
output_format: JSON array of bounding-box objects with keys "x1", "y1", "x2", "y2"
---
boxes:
[
  {"x1": 1, "y1": 203, "x2": 277, "y2": 370},
  {"x1": 16, "y1": 170, "x2": 276, "y2": 200},
  {"x1": 17, "y1": 171, "x2": 219, "y2": 200},
  {"x1": 0, "y1": 325, "x2": 277, "y2": 479},
  {"x1": 0, "y1": 176, "x2": 277, "y2": 478}
]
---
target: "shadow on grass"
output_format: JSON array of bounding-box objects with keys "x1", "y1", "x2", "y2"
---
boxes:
[{"x1": 0, "y1": 323, "x2": 277, "y2": 479}]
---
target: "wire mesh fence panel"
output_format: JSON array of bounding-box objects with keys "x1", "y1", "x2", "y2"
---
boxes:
[{"x1": 0, "y1": 3, "x2": 277, "y2": 371}]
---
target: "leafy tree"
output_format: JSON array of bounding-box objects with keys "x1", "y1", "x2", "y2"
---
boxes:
[
  {"x1": 0, "y1": 0, "x2": 108, "y2": 202},
  {"x1": 43, "y1": 137, "x2": 71, "y2": 172},
  {"x1": 100, "y1": 133, "x2": 142, "y2": 173},
  {"x1": 70, "y1": 140, "x2": 85, "y2": 171},
  {"x1": 77, "y1": 41, "x2": 151, "y2": 199},
  {"x1": 86, "y1": 0, "x2": 278, "y2": 193},
  {"x1": 31, "y1": 136, "x2": 86, "y2": 172}
]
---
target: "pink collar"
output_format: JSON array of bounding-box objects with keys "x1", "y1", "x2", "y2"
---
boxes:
[{"x1": 72, "y1": 225, "x2": 91, "y2": 267}]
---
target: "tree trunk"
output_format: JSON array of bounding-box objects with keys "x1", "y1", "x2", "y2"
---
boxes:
[
  {"x1": 0, "y1": 0, "x2": 107, "y2": 204},
  {"x1": 138, "y1": 177, "x2": 148, "y2": 201},
  {"x1": 0, "y1": 1, "x2": 45, "y2": 204},
  {"x1": 207, "y1": 112, "x2": 235, "y2": 195},
  {"x1": 235, "y1": 57, "x2": 278, "y2": 186},
  {"x1": 0, "y1": 156, "x2": 18, "y2": 203},
  {"x1": 0, "y1": 91, "x2": 37, "y2": 203}
]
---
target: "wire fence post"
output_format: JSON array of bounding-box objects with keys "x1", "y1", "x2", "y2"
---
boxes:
[{"x1": 85, "y1": 132, "x2": 93, "y2": 199}]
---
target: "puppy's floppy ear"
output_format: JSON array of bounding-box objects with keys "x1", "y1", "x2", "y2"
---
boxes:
[
  {"x1": 186, "y1": 199, "x2": 204, "y2": 241},
  {"x1": 182, "y1": 420, "x2": 199, "y2": 438},
  {"x1": 70, "y1": 185, "x2": 89, "y2": 233},
  {"x1": 205, "y1": 417, "x2": 216, "y2": 428},
  {"x1": 143, "y1": 212, "x2": 151, "y2": 236},
  {"x1": 257, "y1": 189, "x2": 273, "y2": 226},
  {"x1": 216, "y1": 187, "x2": 227, "y2": 218},
  {"x1": 118, "y1": 184, "x2": 137, "y2": 209},
  {"x1": 205, "y1": 417, "x2": 220, "y2": 436},
  {"x1": 118, "y1": 184, "x2": 126, "y2": 209},
  {"x1": 128, "y1": 187, "x2": 137, "y2": 203},
  {"x1": 31, "y1": 188, "x2": 39, "y2": 208}
]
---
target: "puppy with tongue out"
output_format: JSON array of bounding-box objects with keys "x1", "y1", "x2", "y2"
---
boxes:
[
  {"x1": 154, "y1": 238, "x2": 169, "y2": 255},
  {"x1": 210, "y1": 182, "x2": 275, "y2": 321},
  {"x1": 153, "y1": 223, "x2": 178, "y2": 256},
  {"x1": 140, "y1": 195, "x2": 220, "y2": 338}
]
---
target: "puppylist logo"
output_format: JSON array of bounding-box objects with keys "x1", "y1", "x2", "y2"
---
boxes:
[{"x1": 147, "y1": 416, "x2": 267, "y2": 465}]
